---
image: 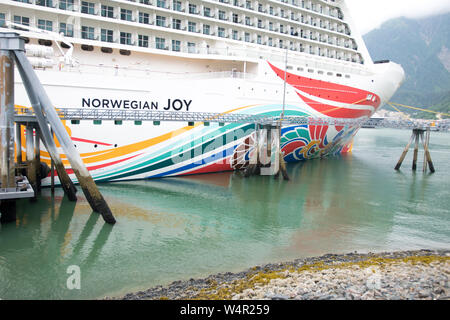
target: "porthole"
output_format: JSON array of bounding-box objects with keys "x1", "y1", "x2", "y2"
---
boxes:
[
  {"x1": 38, "y1": 39, "x2": 52, "y2": 46},
  {"x1": 119, "y1": 49, "x2": 131, "y2": 56},
  {"x1": 81, "y1": 44, "x2": 94, "y2": 51},
  {"x1": 101, "y1": 47, "x2": 113, "y2": 54}
]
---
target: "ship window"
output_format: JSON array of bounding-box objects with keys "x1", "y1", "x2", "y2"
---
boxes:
[
  {"x1": 157, "y1": 0, "x2": 166, "y2": 8},
  {"x1": 120, "y1": 9, "x2": 133, "y2": 22},
  {"x1": 188, "y1": 21, "x2": 196, "y2": 32},
  {"x1": 327, "y1": 72, "x2": 333, "y2": 76},
  {"x1": 318, "y1": 70, "x2": 324, "y2": 75},
  {"x1": 81, "y1": 44, "x2": 94, "y2": 51},
  {"x1": 172, "y1": 19, "x2": 181, "y2": 30},
  {"x1": 188, "y1": 122, "x2": 195, "y2": 127},
  {"x1": 203, "y1": 7, "x2": 211, "y2": 18},
  {"x1": 156, "y1": 37, "x2": 165, "y2": 50},
  {"x1": 287, "y1": 66, "x2": 293, "y2": 70},
  {"x1": 187, "y1": 42, "x2": 196, "y2": 53},
  {"x1": 336, "y1": 73, "x2": 342, "y2": 77},
  {"x1": 101, "y1": 29, "x2": 114, "y2": 43},
  {"x1": 93, "y1": 120, "x2": 102, "y2": 125},
  {"x1": 101, "y1": 5, "x2": 114, "y2": 18},
  {"x1": 138, "y1": 35, "x2": 149, "y2": 48},
  {"x1": 81, "y1": 1, "x2": 95, "y2": 15},
  {"x1": 4, "y1": 13, "x2": 14, "y2": 27},
  {"x1": 13, "y1": 15, "x2": 30, "y2": 30},
  {"x1": 156, "y1": 15, "x2": 166, "y2": 27},
  {"x1": 114, "y1": 120, "x2": 123, "y2": 125},
  {"x1": 173, "y1": 0, "x2": 182, "y2": 12},
  {"x1": 308, "y1": 69, "x2": 314, "y2": 73},
  {"x1": 71, "y1": 120, "x2": 80, "y2": 125},
  {"x1": 153, "y1": 121, "x2": 160, "y2": 126},
  {"x1": 139, "y1": 12, "x2": 150, "y2": 24},
  {"x1": 59, "y1": 0, "x2": 75, "y2": 11},
  {"x1": 120, "y1": 32, "x2": 132, "y2": 45},
  {"x1": 297, "y1": 67, "x2": 304, "y2": 71},
  {"x1": 101, "y1": 47, "x2": 113, "y2": 53},
  {"x1": 119, "y1": 49, "x2": 131, "y2": 56},
  {"x1": 345, "y1": 75, "x2": 351, "y2": 78},
  {"x1": 189, "y1": 4, "x2": 197, "y2": 14},
  {"x1": 203, "y1": 122, "x2": 210, "y2": 127},
  {"x1": 59, "y1": 23, "x2": 74, "y2": 37},
  {"x1": 81, "y1": 26, "x2": 95, "y2": 40},
  {"x1": 37, "y1": 19, "x2": 53, "y2": 32},
  {"x1": 172, "y1": 40, "x2": 181, "y2": 52},
  {"x1": 135, "y1": 121, "x2": 142, "y2": 125}
]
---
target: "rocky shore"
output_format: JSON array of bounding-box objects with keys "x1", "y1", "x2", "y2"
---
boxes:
[{"x1": 116, "y1": 249, "x2": 449, "y2": 300}]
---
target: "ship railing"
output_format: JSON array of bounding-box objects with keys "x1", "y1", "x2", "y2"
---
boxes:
[
  {"x1": 67, "y1": 64, "x2": 257, "y2": 80},
  {"x1": 14, "y1": 107, "x2": 369, "y2": 127}
]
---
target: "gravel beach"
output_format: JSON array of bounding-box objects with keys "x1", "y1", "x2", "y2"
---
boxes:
[{"x1": 115, "y1": 249, "x2": 449, "y2": 300}]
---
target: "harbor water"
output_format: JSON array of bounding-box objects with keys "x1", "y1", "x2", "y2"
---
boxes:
[{"x1": 0, "y1": 128, "x2": 449, "y2": 299}]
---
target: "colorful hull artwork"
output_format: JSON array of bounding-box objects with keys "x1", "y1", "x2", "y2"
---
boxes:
[
  {"x1": 27, "y1": 106, "x2": 357, "y2": 186},
  {"x1": 15, "y1": 59, "x2": 401, "y2": 186}
]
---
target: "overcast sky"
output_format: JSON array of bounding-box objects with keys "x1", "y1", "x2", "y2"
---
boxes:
[{"x1": 346, "y1": 0, "x2": 450, "y2": 35}]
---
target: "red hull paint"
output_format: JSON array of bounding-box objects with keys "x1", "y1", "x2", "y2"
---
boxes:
[{"x1": 268, "y1": 62, "x2": 380, "y2": 118}]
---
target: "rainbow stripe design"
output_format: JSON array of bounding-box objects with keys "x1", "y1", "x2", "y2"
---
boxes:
[{"x1": 32, "y1": 103, "x2": 357, "y2": 185}]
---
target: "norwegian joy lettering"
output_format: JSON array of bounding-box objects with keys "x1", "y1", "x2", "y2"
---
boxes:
[{"x1": 81, "y1": 98, "x2": 192, "y2": 111}]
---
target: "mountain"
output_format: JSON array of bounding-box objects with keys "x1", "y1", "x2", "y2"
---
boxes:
[{"x1": 363, "y1": 13, "x2": 450, "y2": 119}]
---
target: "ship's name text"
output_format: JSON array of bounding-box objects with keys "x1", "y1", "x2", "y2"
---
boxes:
[{"x1": 82, "y1": 98, "x2": 192, "y2": 111}]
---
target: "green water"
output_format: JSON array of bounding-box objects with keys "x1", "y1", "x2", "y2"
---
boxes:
[{"x1": 0, "y1": 128, "x2": 449, "y2": 299}]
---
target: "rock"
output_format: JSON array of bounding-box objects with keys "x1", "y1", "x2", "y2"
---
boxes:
[{"x1": 418, "y1": 291, "x2": 431, "y2": 299}]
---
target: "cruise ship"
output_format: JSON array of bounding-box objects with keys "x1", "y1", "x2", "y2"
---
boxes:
[{"x1": 0, "y1": 0, "x2": 405, "y2": 183}]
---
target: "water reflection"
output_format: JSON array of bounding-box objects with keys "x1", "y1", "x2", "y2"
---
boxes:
[{"x1": 0, "y1": 129, "x2": 449, "y2": 299}]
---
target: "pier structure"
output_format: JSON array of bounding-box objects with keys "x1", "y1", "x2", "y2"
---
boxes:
[
  {"x1": 0, "y1": 32, "x2": 115, "y2": 225},
  {"x1": 395, "y1": 127, "x2": 435, "y2": 173}
]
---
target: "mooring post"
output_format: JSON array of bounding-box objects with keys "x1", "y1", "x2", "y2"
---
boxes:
[
  {"x1": 25, "y1": 123, "x2": 37, "y2": 200},
  {"x1": 412, "y1": 129, "x2": 420, "y2": 171},
  {"x1": 420, "y1": 127, "x2": 435, "y2": 173},
  {"x1": 245, "y1": 124, "x2": 259, "y2": 177},
  {"x1": 34, "y1": 126, "x2": 41, "y2": 193},
  {"x1": 14, "y1": 53, "x2": 77, "y2": 201},
  {"x1": 14, "y1": 50, "x2": 116, "y2": 224},
  {"x1": 15, "y1": 122, "x2": 22, "y2": 165},
  {"x1": 395, "y1": 131, "x2": 415, "y2": 170},
  {"x1": 421, "y1": 131, "x2": 428, "y2": 173},
  {"x1": 0, "y1": 34, "x2": 18, "y2": 223},
  {"x1": 50, "y1": 128, "x2": 55, "y2": 194}
]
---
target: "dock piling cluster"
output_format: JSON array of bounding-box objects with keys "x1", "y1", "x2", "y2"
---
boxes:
[
  {"x1": 0, "y1": 32, "x2": 115, "y2": 225},
  {"x1": 395, "y1": 128, "x2": 435, "y2": 173},
  {"x1": 243, "y1": 124, "x2": 289, "y2": 180}
]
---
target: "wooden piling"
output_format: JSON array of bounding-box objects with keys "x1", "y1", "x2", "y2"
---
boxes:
[
  {"x1": 421, "y1": 132, "x2": 427, "y2": 173},
  {"x1": 279, "y1": 151, "x2": 290, "y2": 181},
  {"x1": 0, "y1": 47, "x2": 16, "y2": 192},
  {"x1": 25, "y1": 123, "x2": 37, "y2": 200},
  {"x1": 14, "y1": 50, "x2": 115, "y2": 224},
  {"x1": 15, "y1": 57, "x2": 77, "y2": 201},
  {"x1": 420, "y1": 127, "x2": 435, "y2": 173},
  {"x1": 412, "y1": 129, "x2": 419, "y2": 171},
  {"x1": 395, "y1": 131, "x2": 415, "y2": 170},
  {"x1": 34, "y1": 126, "x2": 41, "y2": 193},
  {"x1": 15, "y1": 122, "x2": 22, "y2": 165}
]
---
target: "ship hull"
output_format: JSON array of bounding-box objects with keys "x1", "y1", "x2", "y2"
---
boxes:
[{"x1": 13, "y1": 59, "x2": 403, "y2": 185}]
